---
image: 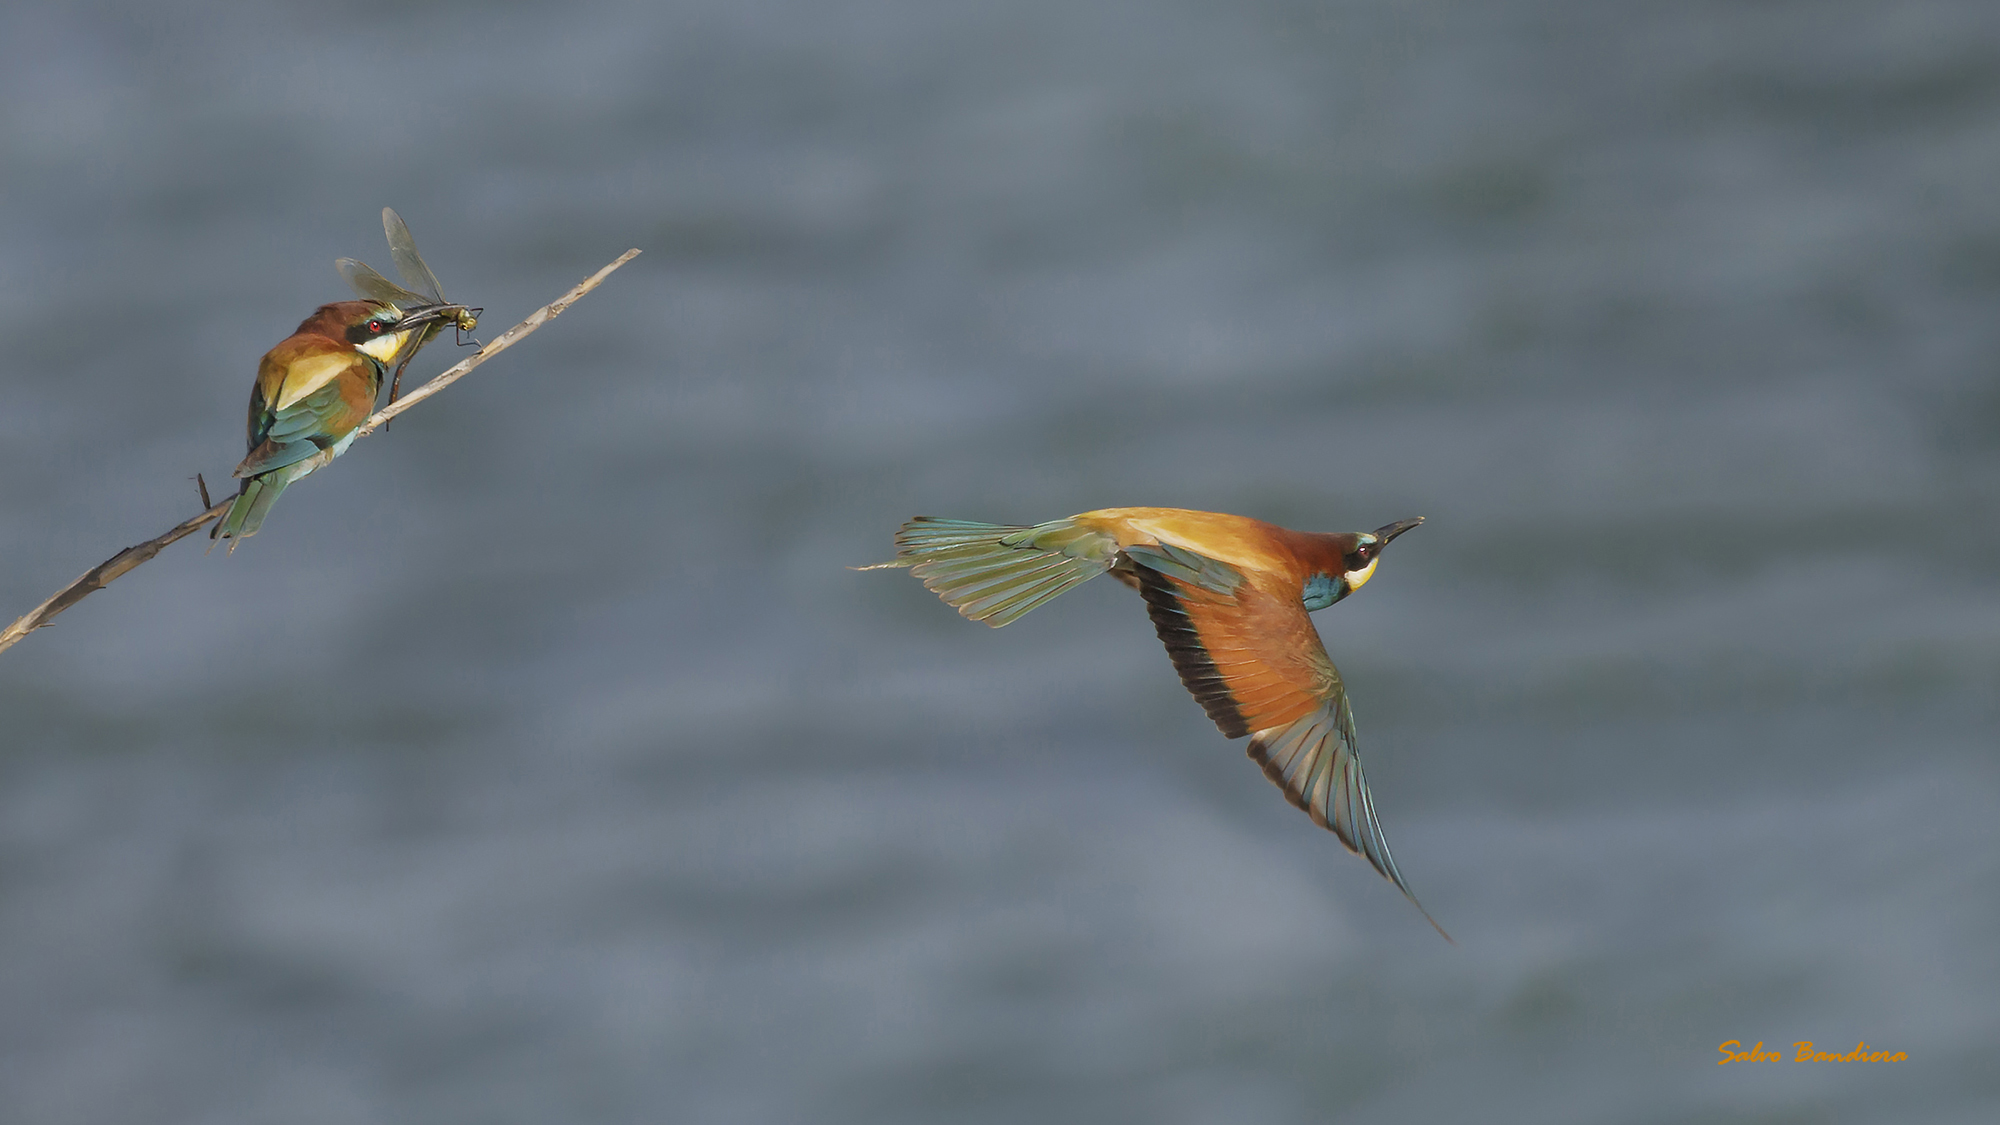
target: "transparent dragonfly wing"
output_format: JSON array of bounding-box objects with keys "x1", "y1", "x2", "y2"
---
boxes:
[
  {"x1": 383, "y1": 207, "x2": 448, "y2": 303},
  {"x1": 337, "y1": 257, "x2": 427, "y2": 308}
]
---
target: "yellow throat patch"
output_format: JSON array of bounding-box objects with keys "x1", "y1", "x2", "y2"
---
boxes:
[
  {"x1": 356, "y1": 326, "x2": 416, "y2": 364},
  {"x1": 1342, "y1": 555, "x2": 1380, "y2": 593}
]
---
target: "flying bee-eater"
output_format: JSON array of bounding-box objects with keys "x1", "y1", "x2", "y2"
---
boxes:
[
  {"x1": 210, "y1": 299, "x2": 453, "y2": 544},
  {"x1": 868, "y1": 507, "x2": 1447, "y2": 938}
]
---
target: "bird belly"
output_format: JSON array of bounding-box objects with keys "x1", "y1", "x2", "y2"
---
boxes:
[{"x1": 328, "y1": 429, "x2": 362, "y2": 458}]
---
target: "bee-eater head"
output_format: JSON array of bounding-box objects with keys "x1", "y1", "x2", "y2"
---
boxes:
[
  {"x1": 308, "y1": 300, "x2": 443, "y2": 363},
  {"x1": 1303, "y1": 516, "x2": 1423, "y2": 610}
]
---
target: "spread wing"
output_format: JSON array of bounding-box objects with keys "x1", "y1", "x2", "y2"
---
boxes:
[{"x1": 1125, "y1": 542, "x2": 1448, "y2": 939}]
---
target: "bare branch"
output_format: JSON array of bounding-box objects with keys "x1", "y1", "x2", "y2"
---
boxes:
[
  {"x1": 0, "y1": 498, "x2": 236, "y2": 654},
  {"x1": 288, "y1": 249, "x2": 640, "y2": 476},
  {"x1": 0, "y1": 249, "x2": 641, "y2": 658}
]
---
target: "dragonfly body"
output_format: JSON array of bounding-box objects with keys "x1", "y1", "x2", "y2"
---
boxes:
[{"x1": 874, "y1": 506, "x2": 1446, "y2": 938}]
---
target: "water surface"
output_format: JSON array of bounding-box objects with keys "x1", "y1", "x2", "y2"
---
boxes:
[{"x1": 2, "y1": 1, "x2": 1996, "y2": 1121}]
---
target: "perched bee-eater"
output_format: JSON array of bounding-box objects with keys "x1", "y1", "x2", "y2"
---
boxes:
[
  {"x1": 211, "y1": 300, "x2": 450, "y2": 544},
  {"x1": 870, "y1": 507, "x2": 1447, "y2": 938}
]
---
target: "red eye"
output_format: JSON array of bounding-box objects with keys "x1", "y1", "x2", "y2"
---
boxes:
[{"x1": 369, "y1": 321, "x2": 385, "y2": 333}]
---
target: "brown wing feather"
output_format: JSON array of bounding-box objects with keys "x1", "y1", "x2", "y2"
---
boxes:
[
  {"x1": 1128, "y1": 548, "x2": 1450, "y2": 940},
  {"x1": 1133, "y1": 561, "x2": 1332, "y2": 736}
]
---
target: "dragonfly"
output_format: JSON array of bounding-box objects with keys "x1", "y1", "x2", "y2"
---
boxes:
[{"x1": 336, "y1": 207, "x2": 482, "y2": 416}]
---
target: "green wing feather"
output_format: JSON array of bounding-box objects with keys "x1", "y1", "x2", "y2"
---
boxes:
[
  {"x1": 1121, "y1": 542, "x2": 1245, "y2": 596},
  {"x1": 217, "y1": 360, "x2": 378, "y2": 542},
  {"x1": 1248, "y1": 701, "x2": 1450, "y2": 941},
  {"x1": 235, "y1": 371, "x2": 375, "y2": 478},
  {"x1": 891, "y1": 517, "x2": 1120, "y2": 627}
]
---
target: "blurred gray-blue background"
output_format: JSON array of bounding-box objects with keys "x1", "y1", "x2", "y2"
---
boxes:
[{"x1": 3, "y1": 1, "x2": 1996, "y2": 1121}]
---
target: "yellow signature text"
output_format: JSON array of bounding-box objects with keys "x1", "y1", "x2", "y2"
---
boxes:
[{"x1": 1716, "y1": 1040, "x2": 1908, "y2": 1064}]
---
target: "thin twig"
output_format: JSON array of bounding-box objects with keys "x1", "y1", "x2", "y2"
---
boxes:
[{"x1": 0, "y1": 248, "x2": 641, "y2": 658}]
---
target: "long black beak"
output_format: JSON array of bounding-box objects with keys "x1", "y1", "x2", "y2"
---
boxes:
[
  {"x1": 1373, "y1": 517, "x2": 1424, "y2": 545},
  {"x1": 394, "y1": 302, "x2": 458, "y2": 330}
]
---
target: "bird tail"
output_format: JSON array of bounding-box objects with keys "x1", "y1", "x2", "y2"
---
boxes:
[
  {"x1": 210, "y1": 473, "x2": 288, "y2": 545},
  {"x1": 872, "y1": 516, "x2": 1118, "y2": 627}
]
